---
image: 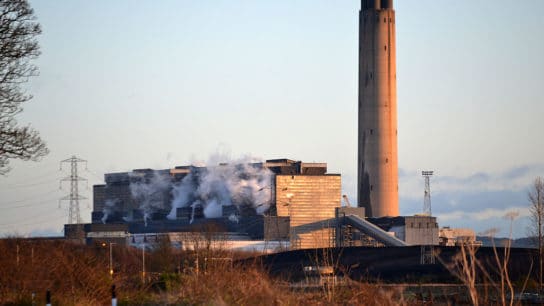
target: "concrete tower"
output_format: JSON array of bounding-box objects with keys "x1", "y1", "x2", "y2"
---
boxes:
[{"x1": 357, "y1": 0, "x2": 398, "y2": 217}]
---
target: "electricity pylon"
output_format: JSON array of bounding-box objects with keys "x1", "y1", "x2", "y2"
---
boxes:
[{"x1": 60, "y1": 155, "x2": 87, "y2": 224}]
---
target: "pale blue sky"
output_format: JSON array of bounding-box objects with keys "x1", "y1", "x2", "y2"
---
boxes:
[{"x1": 1, "y1": 1, "x2": 543, "y2": 238}]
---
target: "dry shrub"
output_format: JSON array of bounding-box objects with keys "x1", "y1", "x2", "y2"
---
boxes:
[
  {"x1": 0, "y1": 238, "x2": 112, "y2": 305},
  {"x1": 172, "y1": 264, "x2": 292, "y2": 305},
  {"x1": 166, "y1": 265, "x2": 406, "y2": 306},
  {"x1": 0, "y1": 239, "x2": 409, "y2": 305}
]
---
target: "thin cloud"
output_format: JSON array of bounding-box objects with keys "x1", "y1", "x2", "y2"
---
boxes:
[
  {"x1": 399, "y1": 163, "x2": 544, "y2": 199},
  {"x1": 437, "y1": 206, "x2": 529, "y2": 222}
]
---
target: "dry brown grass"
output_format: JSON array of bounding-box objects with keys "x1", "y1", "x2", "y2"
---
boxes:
[
  {"x1": 438, "y1": 213, "x2": 533, "y2": 306},
  {"x1": 0, "y1": 238, "x2": 111, "y2": 305},
  {"x1": 0, "y1": 238, "x2": 412, "y2": 305}
]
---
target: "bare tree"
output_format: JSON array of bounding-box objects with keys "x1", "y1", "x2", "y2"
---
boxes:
[
  {"x1": 0, "y1": 0, "x2": 47, "y2": 175},
  {"x1": 529, "y1": 177, "x2": 544, "y2": 292}
]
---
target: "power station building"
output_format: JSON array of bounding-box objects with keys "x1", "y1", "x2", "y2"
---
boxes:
[
  {"x1": 66, "y1": 158, "x2": 439, "y2": 251},
  {"x1": 66, "y1": 159, "x2": 344, "y2": 251}
]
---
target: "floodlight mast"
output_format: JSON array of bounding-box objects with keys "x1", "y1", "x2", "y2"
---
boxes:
[{"x1": 422, "y1": 171, "x2": 434, "y2": 215}]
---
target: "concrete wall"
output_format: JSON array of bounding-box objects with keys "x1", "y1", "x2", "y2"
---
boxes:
[
  {"x1": 357, "y1": 0, "x2": 399, "y2": 217},
  {"x1": 404, "y1": 216, "x2": 439, "y2": 245},
  {"x1": 275, "y1": 175, "x2": 341, "y2": 249}
]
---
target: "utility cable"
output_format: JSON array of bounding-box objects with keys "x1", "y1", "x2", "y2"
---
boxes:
[
  {"x1": 0, "y1": 189, "x2": 60, "y2": 205},
  {"x1": 1, "y1": 180, "x2": 57, "y2": 189},
  {"x1": 86, "y1": 169, "x2": 105, "y2": 182},
  {"x1": 0, "y1": 210, "x2": 67, "y2": 228},
  {"x1": 1, "y1": 197, "x2": 60, "y2": 210},
  {"x1": 0, "y1": 215, "x2": 67, "y2": 230},
  {"x1": 0, "y1": 169, "x2": 60, "y2": 187}
]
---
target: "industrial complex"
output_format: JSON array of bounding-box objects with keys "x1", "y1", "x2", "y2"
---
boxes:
[
  {"x1": 64, "y1": 0, "x2": 478, "y2": 252},
  {"x1": 65, "y1": 157, "x2": 474, "y2": 251}
]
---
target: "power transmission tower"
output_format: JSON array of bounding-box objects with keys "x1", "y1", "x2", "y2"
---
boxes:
[
  {"x1": 60, "y1": 155, "x2": 87, "y2": 224},
  {"x1": 422, "y1": 171, "x2": 434, "y2": 216}
]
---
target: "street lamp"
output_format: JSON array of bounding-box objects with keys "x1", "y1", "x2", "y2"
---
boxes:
[
  {"x1": 142, "y1": 241, "x2": 146, "y2": 284},
  {"x1": 102, "y1": 242, "x2": 116, "y2": 277},
  {"x1": 109, "y1": 242, "x2": 116, "y2": 277}
]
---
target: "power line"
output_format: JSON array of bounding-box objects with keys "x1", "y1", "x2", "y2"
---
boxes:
[
  {"x1": 0, "y1": 170, "x2": 58, "y2": 185},
  {"x1": 1, "y1": 180, "x2": 57, "y2": 189},
  {"x1": 0, "y1": 189, "x2": 59, "y2": 205},
  {"x1": 0, "y1": 215, "x2": 67, "y2": 230},
  {"x1": 0, "y1": 169, "x2": 60, "y2": 187},
  {"x1": 87, "y1": 169, "x2": 105, "y2": 182},
  {"x1": 0, "y1": 210, "x2": 67, "y2": 228},
  {"x1": 1, "y1": 198, "x2": 59, "y2": 210}
]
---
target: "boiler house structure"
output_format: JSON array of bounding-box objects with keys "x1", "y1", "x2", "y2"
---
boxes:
[{"x1": 67, "y1": 159, "x2": 343, "y2": 251}]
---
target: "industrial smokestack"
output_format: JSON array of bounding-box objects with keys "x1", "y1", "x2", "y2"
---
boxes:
[
  {"x1": 357, "y1": 0, "x2": 399, "y2": 217},
  {"x1": 381, "y1": 0, "x2": 393, "y2": 9},
  {"x1": 361, "y1": 0, "x2": 380, "y2": 10}
]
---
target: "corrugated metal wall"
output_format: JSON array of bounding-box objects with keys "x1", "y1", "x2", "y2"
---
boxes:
[{"x1": 275, "y1": 175, "x2": 341, "y2": 249}]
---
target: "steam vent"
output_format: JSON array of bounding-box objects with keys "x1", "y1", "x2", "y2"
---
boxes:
[{"x1": 357, "y1": 0, "x2": 399, "y2": 217}]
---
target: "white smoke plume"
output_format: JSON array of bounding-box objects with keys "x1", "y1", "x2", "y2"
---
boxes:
[
  {"x1": 101, "y1": 199, "x2": 120, "y2": 224},
  {"x1": 129, "y1": 171, "x2": 171, "y2": 226},
  {"x1": 168, "y1": 156, "x2": 273, "y2": 219},
  {"x1": 166, "y1": 173, "x2": 196, "y2": 220},
  {"x1": 125, "y1": 155, "x2": 273, "y2": 224},
  {"x1": 228, "y1": 213, "x2": 239, "y2": 223}
]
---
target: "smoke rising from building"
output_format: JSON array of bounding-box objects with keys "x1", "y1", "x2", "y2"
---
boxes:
[
  {"x1": 129, "y1": 171, "x2": 172, "y2": 226},
  {"x1": 167, "y1": 159, "x2": 273, "y2": 220},
  {"x1": 98, "y1": 156, "x2": 273, "y2": 225},
  {"x1": 101, "y1": 199, "x2": 121, "y2": 224},
  {"x1": 86, "y1": 158, "x2": 341, "y2": 250}
]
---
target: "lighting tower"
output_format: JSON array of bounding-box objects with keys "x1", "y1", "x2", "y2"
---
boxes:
[
  {"x1": 358, "y1": 0, "x2": 399, "y2": 217},
  {"x1": 422, "y1": 171, "x2": 434, "y2": 216},
  {"x1": 60, "y1": 155, "x2": 87, "y2": 224}
]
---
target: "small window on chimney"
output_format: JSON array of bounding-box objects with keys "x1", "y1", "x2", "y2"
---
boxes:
[
  {"x1": 384, "y1": 45, "x2": 387, "y2": 51},
  {"x1": 385, "y1": 158, "x2": 388, "y2": 163},
  {"x1": 370, "y1": 185, "x2": 373, "y2": 191},
  {"x1": 384, "y1": 18, "x2": 386, "y2": 23},
  {"x1": 370, "y1": 129, "x2": 373, "y2": 135}
]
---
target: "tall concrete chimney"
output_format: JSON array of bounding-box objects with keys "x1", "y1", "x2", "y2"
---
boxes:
[{"x1": 357, "y1": 0, "x2": 398, "y2": 217}]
